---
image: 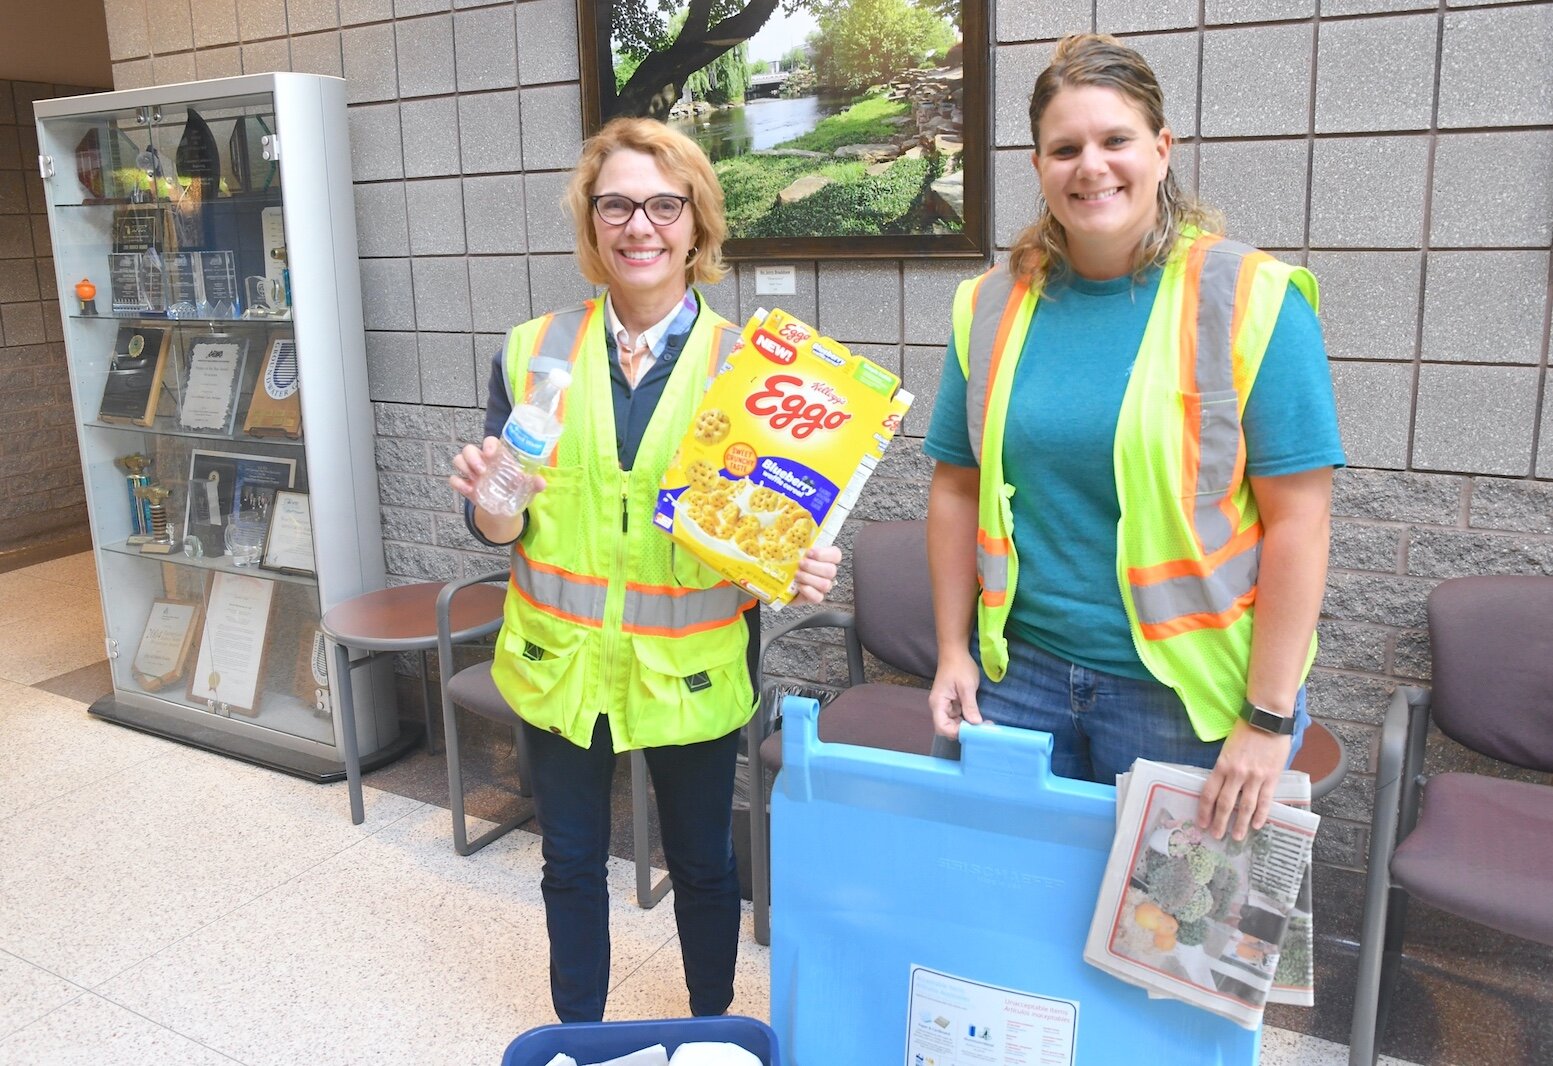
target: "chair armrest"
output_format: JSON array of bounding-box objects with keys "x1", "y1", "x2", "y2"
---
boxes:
[
  {"x1": 435, "y1": 568, "x2": 510, "y2": 668},
  {"x1": 1371, "y1": 686, "x2": 1432, "y2": 865}
]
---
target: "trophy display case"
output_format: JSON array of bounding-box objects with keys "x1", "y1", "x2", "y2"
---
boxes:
[{"x1": 36, "y1": 74, "x2": 405, "y2": 780}]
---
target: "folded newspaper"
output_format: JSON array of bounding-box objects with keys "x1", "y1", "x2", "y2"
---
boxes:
[{"x1": 1083, "y1": 760, "x2": 1320, "y2": 1030}]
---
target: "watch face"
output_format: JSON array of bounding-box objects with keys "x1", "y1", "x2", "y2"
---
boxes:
[{"x1": 1242, "y1": 700, "x2": 1295, "y2": 735}]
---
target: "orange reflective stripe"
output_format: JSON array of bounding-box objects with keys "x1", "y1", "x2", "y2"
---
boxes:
[
  {"x1": 510, "y1": 546, "x2": 608, "y2": 627},
  {"x1": 1127, "y1": 523, "x2": 1262, "y2": 585},
  {"x1": 983, "y1": 278, "x2": 1030, "y2": 457},
  {"x1": 1137, "y1": 587, "x2": 1257, "y2": 640},
  {"x1": 621, "y1": 579, "x2": 754, "y2": 637}
]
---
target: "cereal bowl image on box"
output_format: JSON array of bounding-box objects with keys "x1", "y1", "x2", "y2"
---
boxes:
[{"x1": 656, "y1": 308, "x2": 912, "y2": 608}]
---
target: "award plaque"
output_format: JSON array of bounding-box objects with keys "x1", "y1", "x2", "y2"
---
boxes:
[
  {"x1": 177, "y1": 334, "x2": 249, "y2": 433},
  {"x1": 131, "y1": 598, "x2": 201, "y2": 691},
  {"x1": 261, "y1": 490, "x2": 314, "y2": 575},
  {"x1": 243, "y1": 334, "x2": 301, "y2": 438},
  {"x1": 98, "y1": 327, "x2": 171, "y2": 426},
  {"x1": 175, "y1": 109, "x2": 220, "y2": 198},
  {"x1": 188, "y1": 571, "x2": 275, "y2": 717},
  {"x1": 226, "y1": 114, "x2": 277, "y2": 193}
]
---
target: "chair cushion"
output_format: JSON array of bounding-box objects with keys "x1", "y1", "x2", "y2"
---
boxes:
[
  {"x1": 1390, "y1": 772, "x2": 1553, "y2": 947},
  {"x1": 759, "y1": 684, "x2": 937, "y2": 772},
  {"x1": 447, "y1": 661, "x2": 520, "y2": 725}
]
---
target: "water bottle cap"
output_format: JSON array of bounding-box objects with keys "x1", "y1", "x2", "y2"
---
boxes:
[{"x1": 547, "y1": 368, "x2": 572, "y2": 388}]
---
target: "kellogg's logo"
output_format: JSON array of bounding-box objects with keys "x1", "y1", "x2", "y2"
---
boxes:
[
  {"x1": 752, "y1": 328, "x2": 796, "y2": 365},
  {"x1": 746, "y1": 374, "x2": 852, "y2": 439}
]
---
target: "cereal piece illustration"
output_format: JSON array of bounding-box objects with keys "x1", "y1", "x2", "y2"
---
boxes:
[
  {"x1": 694, "y1": 408, "x2": 732, "y2": 444},
  {"x1": 749, "y1": 486, "x2": 784, "y2": 512},
  {"x1": 686, "y1": 459, "x2": 721, "y2": 493}
]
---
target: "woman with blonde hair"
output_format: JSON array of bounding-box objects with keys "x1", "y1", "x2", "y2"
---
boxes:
[
  {"x1": 450, "y1": 117, "x2": 840, "y2": 1021},
  {"x1": 925, "y1": 35, "x2": 1343, "y2": 841}
]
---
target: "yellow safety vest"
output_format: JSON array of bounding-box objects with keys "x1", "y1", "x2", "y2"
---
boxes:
[
  {"x1": 490, "y1": 294, "x2": 754, "y2": 750},
  {"x1": 950, "y1": 233, "x2": 1320, "y2": 740}
]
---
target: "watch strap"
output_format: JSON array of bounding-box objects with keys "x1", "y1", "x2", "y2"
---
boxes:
[{"x1": 1239, "y1": 698, "x2": 1296, "y2": 736}]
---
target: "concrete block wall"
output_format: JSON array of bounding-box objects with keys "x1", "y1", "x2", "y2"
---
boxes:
[
  {"x1": 0, "y1": 79, "x2": 103, "y2": 555},
  {"x1": 98, "y1": 0, "x2": 1553, "y2": 872}
]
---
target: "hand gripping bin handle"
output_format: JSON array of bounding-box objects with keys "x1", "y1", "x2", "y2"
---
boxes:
[{"x1": 770, "y1": 695, "x2": 1264, "y2": 1065}]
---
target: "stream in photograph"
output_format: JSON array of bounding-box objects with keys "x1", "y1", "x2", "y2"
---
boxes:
[{"x1": 668, "y1": 93, "x2": 854, "y2": 161}]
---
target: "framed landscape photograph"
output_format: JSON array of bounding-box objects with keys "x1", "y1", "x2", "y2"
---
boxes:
[{"x1": 578, "y1": 0, "x2": 988, "y2": 260}]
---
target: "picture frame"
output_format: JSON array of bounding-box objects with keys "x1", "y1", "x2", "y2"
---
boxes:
[
  {"x1": 130, "y1": 597, "x2": 202, "y2": 692},
  {"x1": 261, "y1": 490, "x2": 315, "y2": 576},
  {"x1": 98, "y1": 325, "x2": 172, "y2": 427},
  {"x1": 577, "y1": 0, "x2": 989, "y2": 260},
  {"x1": 183, "y1": 449, "x2": 296, "y2": 559},
  {"x1": 177, "y1": 333, "x2": 250, "y2": 433},
  {"x1": 187, "y1": 570, "x2": 276, "y2": 717}
]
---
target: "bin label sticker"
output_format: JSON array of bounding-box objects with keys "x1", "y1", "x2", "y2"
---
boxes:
[{"x1": 906, "y1": 965, "x2": 1077, "y2": 1066}]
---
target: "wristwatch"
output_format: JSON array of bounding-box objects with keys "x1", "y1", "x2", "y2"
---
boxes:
[{"x1": 1239, "y1": 698, "x2": 1296, "y2": 736}]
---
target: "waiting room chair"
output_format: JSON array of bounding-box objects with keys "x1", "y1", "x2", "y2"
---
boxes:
[
  {"x1": 1348, "y1": 575, "x2": 1553, "y2": 1065},
  {"x1": 748, "y1": 518, "x2": 1348, "y2": 946},
  {"x1": 435, "y1": 569, "x2": 669, "y2": 908}
]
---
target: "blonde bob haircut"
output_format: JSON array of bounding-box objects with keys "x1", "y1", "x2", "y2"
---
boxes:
[
  {"x1": 1009, "y1": 33, "x2": 1222, "y2": 290},
  {"x1": 564, "y1": 117, "x2": 729, "y2": 288}
]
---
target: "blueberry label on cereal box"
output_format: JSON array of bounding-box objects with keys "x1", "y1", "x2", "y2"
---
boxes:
[{"x1": 753, "y1": 456, "x2": 836, "y2": 520}]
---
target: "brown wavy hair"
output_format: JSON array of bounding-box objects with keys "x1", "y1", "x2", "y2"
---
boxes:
[
  {"x1": 565, "y1": 117, "x2": 729, "y2": 288},
  {"x1": 1008, "y1": 34, "x2": 1222, "y2": 288}
]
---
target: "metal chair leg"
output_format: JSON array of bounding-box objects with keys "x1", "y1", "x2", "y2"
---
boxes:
[
  {"x1": 418, "y1": 649, "x2": 440, "y2": 755},
  {"x1": 332, "y1": 641, "x2": 365, "y2": 826},
  {"x1": 631, "y1": 749, "x2": 671, "y2": 909}
]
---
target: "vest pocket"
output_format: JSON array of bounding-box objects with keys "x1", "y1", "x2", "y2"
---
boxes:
[
  {"x1": 624, "y1": 630, "x2": 754, "y2": 746},
  {"x1": 492, "y1": 621, "x2": 591, "y2": 738},
  {"x1": 1182, "y1": 388, "x2": 1241, "y2": 497}
]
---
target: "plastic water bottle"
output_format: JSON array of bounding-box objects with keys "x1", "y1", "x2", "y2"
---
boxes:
[{"x1": 474, "y1": 368, "x2": 571, "y2": 517}]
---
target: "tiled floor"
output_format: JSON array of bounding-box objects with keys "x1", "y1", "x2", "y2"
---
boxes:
[{"x1": 0, "y1": 553, "x2": 1424, "y2": 1064}]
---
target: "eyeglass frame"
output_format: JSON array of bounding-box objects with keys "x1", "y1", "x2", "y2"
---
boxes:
[{"x1": 589, "y1": 193, "x2": 692, "y2": 227}]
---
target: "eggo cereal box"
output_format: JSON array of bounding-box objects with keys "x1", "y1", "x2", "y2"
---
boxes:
[{"x1": 655, "y1": 308, "x2": 913, "y2": 609}]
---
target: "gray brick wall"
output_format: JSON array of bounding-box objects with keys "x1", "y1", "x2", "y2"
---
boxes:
[
  {"x1": 98, "y1": 0, "x2": 1553, "y2": 873},
  {"x1": 0, "y1": 78, "x2": 106, "y2": 556}
]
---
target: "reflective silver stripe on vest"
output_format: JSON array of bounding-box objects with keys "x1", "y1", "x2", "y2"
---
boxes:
[
  {"x1": 525, "y1": 304, "x2": 591, "y2": 397},
  {"x1": 1189, "y1": 240, "x2": 1253, "y2": 556},
  {"x1": 965, "y1": 268, "x2": 1020, "y2": 466},
  {"x1": 623, "y1": 584, "x2": 749, "y2": 633},
  {"x1": 511, "y1": 550, "x2": 607, "y2": 624},
  {"x1": 1131, "y1": 540, "x2": 1261, "y2": 627},
  {"x1": 977, "y1": 542, "x2": 1008, "y2": 595}
]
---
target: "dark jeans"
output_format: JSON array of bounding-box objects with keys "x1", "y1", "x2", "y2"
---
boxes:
[{"x1": 519, "y1": 714, "x2": 742, "y2": 1022}]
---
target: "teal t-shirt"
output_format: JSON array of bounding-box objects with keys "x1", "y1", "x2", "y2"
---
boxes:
[{"x1": 922, "y1": 266, "x2": 1346, "y2": 680}]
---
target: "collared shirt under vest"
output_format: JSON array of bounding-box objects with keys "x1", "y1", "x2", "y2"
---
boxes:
[
  {"x1": 488, "y1": 293, "x2": 754, "y2": 751},
  {"x1": 951, "y1": 233, "x2": 1320, "y2": 740}
]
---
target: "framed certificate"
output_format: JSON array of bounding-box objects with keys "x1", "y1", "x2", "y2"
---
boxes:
[
  {"x1": 261, "y1": 490, "x2": 315, "y2": 575},
  {"x1": 130, "y1": 598, "x2": 201, "y2": 691},
  {"x1": 178, "y1": 334, "x2": 249, "y2": 433},
  {"x1": 183, "y1": 449, "x2": 296, "y2": 559},
  {"x1": 188, "y1": 571, "x2": 276, "y2": 717}
]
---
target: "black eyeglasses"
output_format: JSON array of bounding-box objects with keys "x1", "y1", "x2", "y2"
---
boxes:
[{"x1": 590, "y1": 193, "x2": 691, "y2": 226}]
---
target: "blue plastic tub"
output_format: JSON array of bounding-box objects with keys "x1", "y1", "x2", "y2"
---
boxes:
[
  {"x1": 502, "y1": 1016, "x2": 780, "y2": 1065},
  {"x1": 770, "y1": 695, "x2": 1263, "y2": 1065}
]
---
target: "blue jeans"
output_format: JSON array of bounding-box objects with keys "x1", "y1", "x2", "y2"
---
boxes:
[
  {"x1": 973, "y1": 638, "x2": 1308, "y2": 785},
  {"x1": 520, "y1": 715, "x2": 742, "y2": 1022}
]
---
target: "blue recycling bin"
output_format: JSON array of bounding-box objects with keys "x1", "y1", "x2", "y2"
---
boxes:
[
  {"x1": 502, "y1": 1016, "x2": 779, "y2": 1065},
  {"x1": 770, "y1": 696, "x2": 1262, "y2": 1065}
]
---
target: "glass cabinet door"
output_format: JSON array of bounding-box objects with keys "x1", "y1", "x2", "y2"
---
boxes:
[{"x1": 39, "y1": 89, "x2": 336, "y2": 750}]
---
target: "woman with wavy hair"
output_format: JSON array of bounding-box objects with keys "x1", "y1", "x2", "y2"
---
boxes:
[
  {"x1": 450, "y1": 117, "x2": 840, "y2": 1021},
  {"x1": 924, "y1": 35, "x2": 1343, "y2": 841}
]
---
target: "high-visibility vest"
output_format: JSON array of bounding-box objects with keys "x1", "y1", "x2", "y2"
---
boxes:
[
  {"x1": 950, "y1": 233, "x2": 1321, "y2": 740},
  {"x1": 489, "y1": 294, "x2": 754, "y2": 750}
]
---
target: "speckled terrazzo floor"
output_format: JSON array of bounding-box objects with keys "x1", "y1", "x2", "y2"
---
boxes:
[{"x1": 0, "y1": 552, "x2": 1478, "y2": 1064}]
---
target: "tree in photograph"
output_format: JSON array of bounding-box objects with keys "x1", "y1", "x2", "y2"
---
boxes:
[
  {"x1": 609, "y1": 0, "x2": 788, "y2": 119},
  {"x1": 812, "y1": 0, "x2": 956, "y2": 91}
]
